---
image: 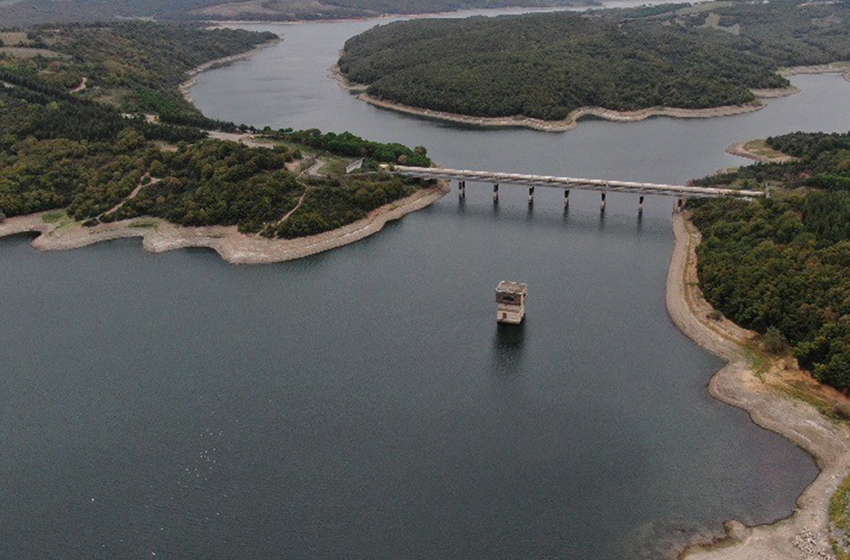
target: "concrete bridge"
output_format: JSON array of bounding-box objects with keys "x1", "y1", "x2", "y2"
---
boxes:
[{"x1": 391, "y1": 165, "x2": 764, "y2": 211}]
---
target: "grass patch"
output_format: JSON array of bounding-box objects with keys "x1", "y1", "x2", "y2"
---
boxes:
[
  {"x1": 831, "y1": 474, "x2": 850, "y2": 560},
  {"x1": 742, "y1": 343, "x2": 771, "y2": 381},
  {"x1": 743, "y1": 139, "x2": 792, "y2": 162},
  {"x1": 324, "y1": 158, "x2": 354, "y2": 175},
  {"x1": 0, "y1": 32, "x2": 28, "y2": 46},
  {"x1": 677, "y1": 1, "x2": 734, "y2": 15},
  {"x1": 42, "y1": 211, "x2": 67, "y2": 224},
  {"x1": 128, "y1": 219, "x2": 158, "y2": 229},
  {"x1": 747, "y1": 353, "x2": 769, "y2": 381}
]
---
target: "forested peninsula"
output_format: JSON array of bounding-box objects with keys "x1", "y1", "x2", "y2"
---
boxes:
[
  {"x1": 338, "y1": 0, "x2": 850, "y2": 125},
  {"x1": 0, "y1": 23, "x2": 439, "y2": 259},
  {"x1": 689, "y1": 132, "x2": 850, "y2": 394}
]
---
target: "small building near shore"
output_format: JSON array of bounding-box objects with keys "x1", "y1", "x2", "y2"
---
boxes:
[{"x1": 496, "y1": 281, "x2": 527, "y2": 324}]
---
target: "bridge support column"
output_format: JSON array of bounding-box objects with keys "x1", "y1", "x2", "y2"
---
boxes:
[
  {"x1": 493, "y1": 183, "x2": 499, "y2": 203},
  {"x1": 564, "y1": 189, "x2": 570, "y2": 207},
  {"x1": 675, "y1": 198, "x2": 684, "y2": 213},
  {"x1": 639, "y1": 196, "x2": 644, "y2": 216},
  {"x1": 601, "y1": 192, "x2": 607, "y2": 212},
  {"x1": 458, "y1": 180, "x2": 466, "y2": 199},
  {"x1": 528, "y1": 186, "x2": 535, "y2": 205}
]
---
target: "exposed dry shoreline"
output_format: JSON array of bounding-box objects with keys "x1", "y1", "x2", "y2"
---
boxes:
[
  {"x1": 0, "y1": 183, "x2": 449, "y2": 264},
  {"x1": 334, "y1": 62, "x2": 850, "y2": 133},
  {"x1": 357, "y1": 94, "x2": 768, "y2": 132},
  {"x1": 0, "y1": 35, "x2": 453, "y2": 266},
  {"x1": 725, "y1": 140, "x2": 798, "y2": 164},
  {"x1": 669, "y1": 213, "x2": 850, "y2": 560}
]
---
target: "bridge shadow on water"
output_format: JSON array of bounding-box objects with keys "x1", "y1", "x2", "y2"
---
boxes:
[{"x1": 438, "y1": 194, "x2": 667, "y2": 239}]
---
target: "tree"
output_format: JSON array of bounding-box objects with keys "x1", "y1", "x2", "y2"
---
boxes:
[{"x1": 763, "y1": 327, "x2": 787, "y2": 355}]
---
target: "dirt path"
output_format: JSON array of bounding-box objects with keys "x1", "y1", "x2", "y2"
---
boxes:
[
  {"x1": 305, "y1": 158, "x2": 326, "y2": 177},
  {"x1": 70, "y1": 76, "x2": 87, "y2": 93},
  {"x1": 102, "y1": 174, "x2": 159, "y2": 217},
  {"x1": 669, "y1": 213, "x2": 850, "y2": 560},
  {"x1": 274, "y1": 189, "x2": 309, "y2": 227}
]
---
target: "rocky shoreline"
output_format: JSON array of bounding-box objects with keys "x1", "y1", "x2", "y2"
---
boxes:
[
  {"x1": 0, "y1": 183, "x2": 450, "y2": 264},
  {"x1": 668, "y1": 213, "x2": 850, "y2": 560},
  {"x1": 357, "y1": 94, "x2": 769, "y2": 133}
]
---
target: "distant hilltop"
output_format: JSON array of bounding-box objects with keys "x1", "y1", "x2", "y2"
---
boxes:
[{"x1": 0, "y1": 0, "x2": 599, "y2": 27}]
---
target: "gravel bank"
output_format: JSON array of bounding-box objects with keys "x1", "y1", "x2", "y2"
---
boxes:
[
  {"x1": 0, "y1": 183, "x2": 449, "y2": 264},
  {"x1": 669, "y1": 213, "x2": 850, "y2": 560}
]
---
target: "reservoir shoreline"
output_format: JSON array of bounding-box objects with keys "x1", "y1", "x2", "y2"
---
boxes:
[
  {"x1": 0, "y1": 183, "x2": 449, "y2": 264},
  {"x1": 669, "y1": 213, "x2": 850, "y2": 560}
]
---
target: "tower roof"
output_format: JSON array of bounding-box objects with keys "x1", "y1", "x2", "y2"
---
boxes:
[{"x1": 495, "y1": 281, "x2": 528, "y2": 295}]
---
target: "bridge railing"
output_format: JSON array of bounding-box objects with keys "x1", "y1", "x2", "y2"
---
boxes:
[{"x1": 391, "y1": 165, "x2": 764, "y2": 199}]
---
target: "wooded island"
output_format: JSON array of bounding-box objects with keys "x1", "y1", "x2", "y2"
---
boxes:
[{"x1": 338, "y1": 0, "x2": 850, "y2": 121}]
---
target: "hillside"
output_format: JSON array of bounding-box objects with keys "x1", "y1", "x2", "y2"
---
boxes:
[
  {"x1": 0, "y1": 24, "x2": 278, "y2": 117},
  {"x1": 0, "y1": 0, "x2": 595, "y2": 27},
  {"x1": 0, "y1": 22, "x2": 432, "y2": 239},
  {"x1": 337, "y1": 0, "x2": 850, "y2": 121},
  {"x1": 690, "y1": 131, "x2": 850, "y2": 395}
]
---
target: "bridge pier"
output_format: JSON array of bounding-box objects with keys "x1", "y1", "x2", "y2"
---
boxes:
[
  {"x1": 493, "y1": 183, "x2": 499, "y2": 203},
  {"x1": 564, "y1": 189, "x2": 570, "y2": 207},
  {"x1": 528, "y1": 186, "x2": 535, "y2": 205},
  {"x1": 458, "y1": 180, "x2": 466, "y2": 199},
  {"x1": 601, "y1": 192, "x2": 607, "y2": 212},
  {"x1": 639, "y1": 195, "x2": 644, "y2": 216},
  {"x1": 675, "y1": 198, "x2": 684, "y2": 213}
]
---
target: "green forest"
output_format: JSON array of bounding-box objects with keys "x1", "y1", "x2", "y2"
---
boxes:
[
  {"x1": 690, "y1": 131, "x2": 850, "y2": 391},
  {"x1": 338, "y1": 0, "x2": 850, "y2": 120},
  {"x1": 2, "y1": 23, "x2": 278, "y2": 118},
  {"x1": 0, "y1": 0, "x2": 594, "y2": 27},
  {"x1": 0, "y1": 23, "x2": 432, "y2": 238}
]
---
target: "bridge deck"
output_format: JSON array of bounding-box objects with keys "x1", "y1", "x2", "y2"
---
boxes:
[{"x1": 392, "y1": 166, "x2": 763, "y2": 199}]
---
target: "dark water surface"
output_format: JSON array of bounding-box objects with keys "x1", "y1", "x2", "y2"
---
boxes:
[{"x1": 6, "y1": 6, "x2": 850, "y2": 559}]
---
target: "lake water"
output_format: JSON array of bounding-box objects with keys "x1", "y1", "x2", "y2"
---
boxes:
[{"x1": 5, "y1": 6, "x2": 850, "y2": 560}]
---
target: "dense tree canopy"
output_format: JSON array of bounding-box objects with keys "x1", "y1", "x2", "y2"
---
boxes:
[
  {"x1": 0, "y1": 0, "x2": 594, "y2": 27},
  {"x1": 338, "y1": 0, "x2": 850, "y2": 120},
  {"x1": 0, "y1": 23, "x2": 432, "y2": 238},
  {"x1": 691, "y1": 131, "x2": 850, "y2": 391}
]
